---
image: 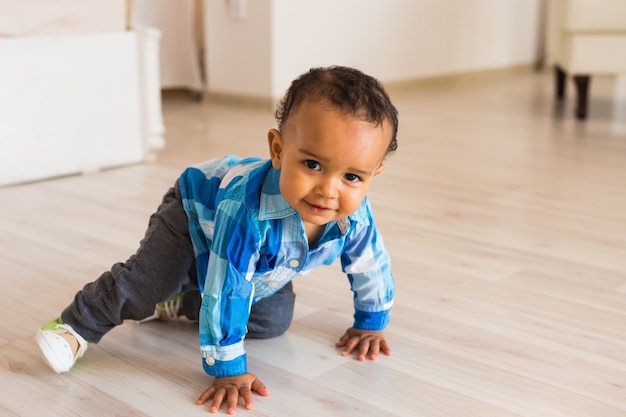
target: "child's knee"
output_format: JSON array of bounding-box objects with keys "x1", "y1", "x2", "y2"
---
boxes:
[{"x1": 247, "y1": 282, "x2": 295, "y2": 339}]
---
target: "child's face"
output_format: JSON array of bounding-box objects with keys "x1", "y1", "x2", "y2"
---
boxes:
[{"x1": 268, "y1": 100, "x2": 390, "y2": 228}]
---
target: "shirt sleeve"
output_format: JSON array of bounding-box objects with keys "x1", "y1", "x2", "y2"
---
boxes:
[
  {"x1": 198, "y1": 199, "x2": 261, "y2": 377},
  {"x1": 340, "y1": 205, "x2": 395, "y2": 331}
]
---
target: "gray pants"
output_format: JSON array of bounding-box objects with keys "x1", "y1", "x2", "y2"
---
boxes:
[{"x1": 61, "y1": 183, "x2": 295, "y2": 343}]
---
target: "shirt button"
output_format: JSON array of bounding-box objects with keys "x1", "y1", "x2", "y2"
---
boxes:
[
  {"x1": 205, "y1": 356, "x2": 215, "y2": 366},
  {"x1": 323, "y1": 242, "x2": 331, "y2": 248},
  {"x1": 268, "y1": 281, "x2": 279, "y2": 288},
  {"x1": 289, "y1": 259, "x2": 300, "y2": 268}
]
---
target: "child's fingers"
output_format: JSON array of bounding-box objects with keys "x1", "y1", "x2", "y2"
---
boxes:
[
  {"x1": 196, "y1": 386, "x2": 216, "y2": 405},
  {"x1": 209, "y1": 388, "x2": 226, "y2": 413},
  {"x1": 340, "y1": 336, "x2": 360, "y2": 356},
  {"x1": 337, "y1": 330, "x2": 391, "y2": 361},
  {"x1": 367, "y1": 339, "x2": 381, "y2": 360},
  {"x1": 335, "y1": 332, "x2": 350, "y2": 347},
  {"x1": 226, "y1": 386, "x2": 239, "y2": 414},
  {"x1": 238, "y1": 385, "x2": 254, "y2": 410},
  {"x1": 380, "y1": 339, "x2": 392, "y2": 356},
  {"x1": 251, "y1": 378, "x2": 270, "y2": 397},
  {"x1": 357, "y1": 338, "x2": 374, "y2": 361}
]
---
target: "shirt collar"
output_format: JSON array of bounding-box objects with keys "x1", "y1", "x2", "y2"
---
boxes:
[{"x1": 259, "y1": 166, "x2": 295, "y2": 220}]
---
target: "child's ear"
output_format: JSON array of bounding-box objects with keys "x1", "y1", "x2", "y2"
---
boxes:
[
  {"x1": 267, "y1": 129, "x2": 283, "y2": 169},
  {"x1": 374, "y1": 163, "x2": 385, "y2": 176}
]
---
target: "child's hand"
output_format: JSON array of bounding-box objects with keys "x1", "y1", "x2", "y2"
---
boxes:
[
  {"x1": 335, "y1": 327, "x2": 392, "y2": 361},
  {"x1": 196, "y1": 372, "x2": 269, "y2": 414}
]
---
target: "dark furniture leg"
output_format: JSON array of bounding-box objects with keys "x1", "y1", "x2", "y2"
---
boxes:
[
  {"x1": 555, "y1": 66, "x2": 567, "y2": 100},
  {"x1": 573, "y1": 75, "x2": 591, "y2": 120}
]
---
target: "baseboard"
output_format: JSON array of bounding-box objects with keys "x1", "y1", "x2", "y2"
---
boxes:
[{"x1": 383, "y1": 64, "x2": 536, "y2": 92}]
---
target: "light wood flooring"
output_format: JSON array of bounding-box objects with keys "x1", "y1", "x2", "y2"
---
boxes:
[{"x1": 1, "y1": 69, "x2": 625, "y2": 416}]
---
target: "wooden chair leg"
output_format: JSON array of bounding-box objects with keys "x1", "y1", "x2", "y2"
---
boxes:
[
  {"x1": 573, "y1": 75, "x2": 591, "y2": 120},
  {"x1": 555, "y1": 66, "x2": 567, "y2": 100}
]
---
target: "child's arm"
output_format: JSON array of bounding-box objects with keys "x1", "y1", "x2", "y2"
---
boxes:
[
  {"x1": 193, "y1": 200, "x2": 265, "y2": 413},
  {"x1": 196, "y1": 372, "x2": 269, "y2": 414},
  {"x1": 339, "y1": 201, "x2": 394, "y2": 361},
  {"x1": 336, "y1": 327, "x2": 392, "y2": 361}
]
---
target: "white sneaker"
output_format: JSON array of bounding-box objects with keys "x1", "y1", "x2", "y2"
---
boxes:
[{"x1": 35, "y1": 318, "x2": 88, "y2": 373}]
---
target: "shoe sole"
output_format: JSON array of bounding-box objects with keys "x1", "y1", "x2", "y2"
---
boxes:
[{"x1": 35, "y1": 329, "x2": 72, "y2": 373}]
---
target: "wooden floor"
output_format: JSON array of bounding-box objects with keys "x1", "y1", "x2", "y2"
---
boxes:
[{"x1": 1, "y1": 69, "x2": 625, "y2": 416}]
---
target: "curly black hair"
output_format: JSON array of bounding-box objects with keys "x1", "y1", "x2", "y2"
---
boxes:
[{"x1": 275, "y1": 66, "x2": 398, "y2": 156}]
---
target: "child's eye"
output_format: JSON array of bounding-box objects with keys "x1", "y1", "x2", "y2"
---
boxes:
[
  {"x1": 304, "y1": 160, "x2": 320, "y2": 170},
  {"x1": 344, "y1": 173, "x2": 361, "y2": 183}
]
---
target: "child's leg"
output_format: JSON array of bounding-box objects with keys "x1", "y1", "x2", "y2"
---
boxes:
[
  {"x1": 247, "y1": 282, "x2": 296, "y2": 339},
  {"x1": 175, "y1": 282, "x2": 296, "y2": 339},
  {"x1": 60, "y1": 183, "x2": 196, "y2": 343}
]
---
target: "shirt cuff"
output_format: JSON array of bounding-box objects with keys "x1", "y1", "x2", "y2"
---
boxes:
[
  {"x1": 353, "y1": 309, "x2": 390, "y2": 330},
  {"x1": 202, "y1": 353, "x2": 247, "y2": 377}
]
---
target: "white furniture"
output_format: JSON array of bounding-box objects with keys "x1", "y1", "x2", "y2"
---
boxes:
[
  {"x1": 0, "y1": 0, "x2": 126, "y2": 36},
  {"x1": 0, "y1": 0, "x2": 164, "y2": 187},
  {"x1": 545, "y1": 0, "x2": 626, "y2": 119}
]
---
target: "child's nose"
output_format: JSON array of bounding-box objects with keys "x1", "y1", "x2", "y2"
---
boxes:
[{"x1": 317, "y1": 176, "x2": 339, "y2": 198}]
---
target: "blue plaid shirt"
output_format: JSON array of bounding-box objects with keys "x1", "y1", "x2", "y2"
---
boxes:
[{"x1": 179, "y1": 155, "x2": 394, "y2": 377}]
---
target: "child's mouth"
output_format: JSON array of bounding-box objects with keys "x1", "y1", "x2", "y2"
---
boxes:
[{"x1": 305, "y1": 201, "x2": 331, "y2": 213}]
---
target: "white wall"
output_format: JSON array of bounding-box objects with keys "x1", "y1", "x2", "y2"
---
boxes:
[
  {"x1": 204, "y1": 0, "x2": 272, "y2": 99},
  {"x1": 205, "y1": 0, "x2": 542, "y2": 100}
]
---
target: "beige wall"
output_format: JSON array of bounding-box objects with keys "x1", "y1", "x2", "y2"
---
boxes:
[{"x1": 204, "y1": 0, "x2": 542, "y2": 100}]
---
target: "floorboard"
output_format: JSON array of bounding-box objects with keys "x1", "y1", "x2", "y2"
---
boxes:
[{"x1": 1, "y1": 69, "x2": 625, "y2": 416}]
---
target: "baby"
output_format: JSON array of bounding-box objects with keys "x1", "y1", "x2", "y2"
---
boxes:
[{"x1": 37, "y1": 65, "x2": 398, "y2": 414}]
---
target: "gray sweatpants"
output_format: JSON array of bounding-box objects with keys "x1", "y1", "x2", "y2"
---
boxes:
[{"x1": 61, "y1": 182, "x2": 295, "y2": 343}]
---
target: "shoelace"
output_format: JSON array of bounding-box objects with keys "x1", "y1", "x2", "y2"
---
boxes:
[{"x1": 158, "y1": 296, "x2": 182, "y2": 319}]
